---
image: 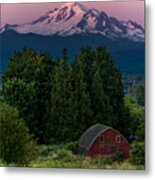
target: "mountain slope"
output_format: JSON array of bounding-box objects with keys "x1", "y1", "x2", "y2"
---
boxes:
[
  {"x1": 0, "y1": 2, "x2": 144, "y2": 42},
  {"x1": 0, "y1": 30, "x2": 144, "y2": 73},
  {"x1": 0, "y1": 2, "x2": 145, "y2": 74}
]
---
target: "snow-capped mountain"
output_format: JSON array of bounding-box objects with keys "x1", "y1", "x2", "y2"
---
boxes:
[{"x1": 0, "y1": 2, "x2": 144, "y2": 42}]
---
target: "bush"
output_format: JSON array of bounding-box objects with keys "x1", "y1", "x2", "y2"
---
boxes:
[
  {"x1": 0, "y1": 103, "x2": 38, "y2": 166},
  {"x1": 111, "y1": 149, "x2": 123, "y2": 163},
  {"x1": 130, "y1": 141, "x2": 145, "y2": 165},
  {"x1": 92, "y1": 151, "x2": 123, "y2": 166},
  {"x1": 63, "y1": 141, "x2": 78, "y2": 152}
]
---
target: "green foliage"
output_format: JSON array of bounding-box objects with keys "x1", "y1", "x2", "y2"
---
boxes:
[
  {"x1": 125, "y1": 88, "x2": 145, "y2": 141},
  {"x1": 46, "y1": 50, "x2": 75, "y2": 143},
  {"x1": 111, "y1": 149, "x2": 123, "y2": 163},
  {"x1": 90, "y1": 63, "x2": 113, "y2": 125},
  {"x1": 2, "y1": 78, "x2": 37, "y2": 135},
  {"x1": 95, "y1": 47, "x2": 125, "y2": 128},
  {"x1": 71, "y1": 58, "x2": 92, "y2": 138},
  {"x1": 0, "y1": 46, "x2": 145, "y2": 169},
  {"x1": 129, "y1": 84, "x2": 145, "y2": 106},
  {"x1": 130, "y1": 141, "x2": 145, "y2": 165},
  {"x1": 76, "y1": 46, "x2": 125, "y2": 134},
  {"x1": 2, "y1": 46, "x2": 133, "y2": 144},
  {"x1": 0, "y1": 103, "x2": 38, "y2": 165},
  {"x1": 76, "y1": 46, "x2": 95, "y2": 90},
  {"x1": 136, "y1": 115, "x2": 145, "y2": 141},
  {"x1": 29, "y1": 144, "x2": 144, "y2": 170},
  {"x1": 92, "y1": 156, "x2": 113, "y2": 165},
  {"x1": 45, "y1": 46, "x2": 126, "y2": 143},
  {"x1": 125, "y1": 95, "x2": 145, "y2": 141},
  {"x1": 92, "y1": 150, "x2": 123, "y2": 165},
  {"x1": 2, "y1": 48, "x2": 54, "y2": 143},
  {"x1": 0, "y1": 143, "x2": 144, "y2": 169},
  {"x1": 63, "y1": 141, "x2": 78, "y2": 153}
]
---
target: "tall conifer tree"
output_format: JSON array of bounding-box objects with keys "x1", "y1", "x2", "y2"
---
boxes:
[
  {"x1": 91, "y1": 62, "x2": 113, "y2": 125},
  {"x1": 71, "y1": 58, "x2": 92, "y2": 139}
]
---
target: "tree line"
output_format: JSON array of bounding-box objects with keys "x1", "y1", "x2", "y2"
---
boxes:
[{"x1": 1, "y1": 46, "x2": 144, "y2": 145}]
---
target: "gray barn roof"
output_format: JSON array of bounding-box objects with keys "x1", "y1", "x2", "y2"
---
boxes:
[{"x1": 78, "y1": 123, "x2": 110, "y2": 156}]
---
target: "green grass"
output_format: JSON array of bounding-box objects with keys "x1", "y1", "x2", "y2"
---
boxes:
[{"x1": 0, "y1": 143, "x2": 145, "y2": 170}]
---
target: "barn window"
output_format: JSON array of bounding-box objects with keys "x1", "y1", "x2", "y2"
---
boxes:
[
  {"x1": 116, "y1": 135, "x2": 121, "y2": 143},
  {"x1": 99, "y1": 135, "x2": 104, "y2": 143}
]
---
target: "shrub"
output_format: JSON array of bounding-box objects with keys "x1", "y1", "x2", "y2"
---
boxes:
[
  {"x1": 55, "y1": 149, "x2": 76, "y2": 162},
  {"x1": 0, "y1": 103, "x2": 38, "y2": 166},
  {"x1": 111, "y1": 149, "x2": 123, "y2": 163},
  {"x1": 130, "y1": 141, "x2": 145, "y2": 165},
  {"x1": 64, "y1": 141, "x2": 78, "y2": 152}
]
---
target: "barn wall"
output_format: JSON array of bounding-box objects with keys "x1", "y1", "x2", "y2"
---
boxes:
[{"x1": 88, "y1": 128, "x2": 130, "y2": 159}]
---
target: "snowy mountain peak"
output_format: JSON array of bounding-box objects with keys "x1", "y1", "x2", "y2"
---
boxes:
[
  {"x1": 62, "y1": 2, "x2": 77, "y2": 6},
  {"x1": 60, "y1": 2, "x2": 88, "y2": 12},
  {"x1": 61, "y1": 2, "x2": 86, "y2": 9},
  {"x1": 0, "y1": 2, "x2": 144, "y2": 42},
  {"x1": 90, "y1": 8, "x2": 100, "y2": 16}
]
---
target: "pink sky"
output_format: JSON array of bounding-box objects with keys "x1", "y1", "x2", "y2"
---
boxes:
[{"x1": 1, "y1": 1, "x2": 144, "y2": 27}]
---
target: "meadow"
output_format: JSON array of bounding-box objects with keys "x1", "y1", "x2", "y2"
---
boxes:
[{"x1": 0, "y1": 143, "x2": 144, "y2": 170}]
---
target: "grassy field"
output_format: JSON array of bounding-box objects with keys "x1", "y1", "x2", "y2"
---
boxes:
[{"x1": 0, "y1": 143, "x2": 144, "y2": 170}]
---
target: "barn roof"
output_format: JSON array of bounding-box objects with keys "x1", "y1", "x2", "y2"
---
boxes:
[{"x1": 78, "y1": 123, "x2": 110, "y2": 156}]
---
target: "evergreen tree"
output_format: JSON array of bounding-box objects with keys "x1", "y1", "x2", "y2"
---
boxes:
[
  {"x1": 91, "y1": 62, "x2": 113, "y2": 125},
  {"x1": 71, "y1": 57, "x2": 92, "y2": 139},
  {"x1": 76, "y1": 46, "x2": 95, "y2": 91},
  {"x1": 95, "y1": 46, "x2": 125, "y2": 130},
  {"x1": 2, "y1": 46, "x2": 129, "y2": 144},
  {"x1": 32, "y1": 51, "x2": 54, "y2": 143},
  {"x1": 76, "y1": 46, "x2": 125, "y2": 133},
  {"x1": 61, "y1": 48, "x2": 68, "y2": 67},
  {"x1": 47, "y1": 49, "x2": 74, "y2": 143}
]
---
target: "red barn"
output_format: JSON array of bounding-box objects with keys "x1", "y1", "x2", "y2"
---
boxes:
[{"x1": 78, "y1": 123, "x2": 130, "y2": 159}]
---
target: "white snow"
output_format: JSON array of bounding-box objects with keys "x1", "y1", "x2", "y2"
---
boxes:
[
  {"x1": 91, "y1": 8, "x2": 100, "y2": 16},
  {"x1": 1, "y1": 2, "x2": 144, "y2": 42},
  {"x1": 12, "y1": 2, "x2": 87, "y2": 36},
  {"x1": 113, "y1": 25, "x2": 122, "y2": 33},
  {"x1": 0, "y1": 27, "x2": 5, "y2": 33},
  {"x1": 85, "y1": 16, "x2": 97, "y2": 30},
  {"x1": 102, "y1": 21, "x2": 106, "y2": 27}
]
